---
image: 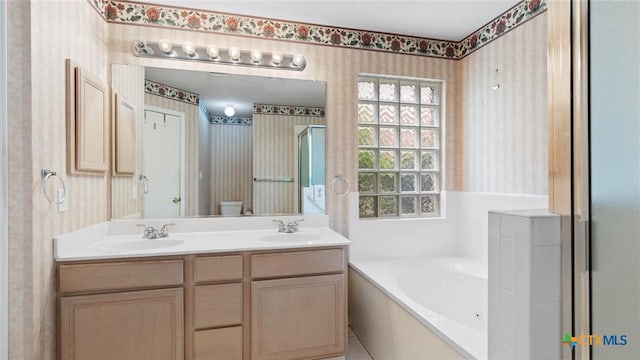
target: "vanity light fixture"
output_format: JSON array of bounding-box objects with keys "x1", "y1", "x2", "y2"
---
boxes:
[
  {"x1": 133, "y1": 40, "x2": 307, "y2": 71},
  {"x1": 228, "y1": 47, "x2": 241, "y2": 61},
  {"x1": 158, "y1": 39, "x2": 173, "y2": 54},
  {"x1": 224, "y1": 105, "x2": 235, "y2": 117},
  {"x1": 182, "y1": 41, "x2": 197, "y2": 57},
  {"x1": 250, "y1": 49, "x2": 263, "y2": 64},
  {"x1": 291, "y1": 54, "x2": 306, "y2": 68},
  {"x1": 206, "y1": 45, "x2": 220, "y2": 59},
  {"x1": 271, "y1": 52, "x2": 283, "y2": 65}
]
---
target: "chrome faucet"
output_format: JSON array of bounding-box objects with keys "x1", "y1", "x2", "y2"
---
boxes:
[
  {"x1": 137, "y1": 223, "x2": 175, "y2": 239},
  {"x1": 273, "y1": 219, "x2": 304, "y2": 233}
]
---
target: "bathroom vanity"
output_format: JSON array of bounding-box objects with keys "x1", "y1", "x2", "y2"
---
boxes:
[{"x1": 54, "y1": 219, "x2": 349, "y2": 360}]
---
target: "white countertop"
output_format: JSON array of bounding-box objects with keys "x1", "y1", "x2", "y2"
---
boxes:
[{"x1": 55, "y1": 225, "x2": 351, "y2": 262}]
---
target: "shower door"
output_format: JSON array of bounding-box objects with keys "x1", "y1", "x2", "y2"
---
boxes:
[{"x1": 589, "y1": 0, "x2": 640, "y2": 358}]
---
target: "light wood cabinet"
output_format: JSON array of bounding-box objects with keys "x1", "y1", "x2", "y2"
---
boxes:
[
  {"x1": 194, "y1": 255, "x2": 243, "y2": 283},
  {"x1": 251, "y1": 249, "x2": 345, "y2": 279},
  {"x1": 113, "y1": 93, "x2": 137, "y2": 175},
  {"x1": 194, "y1": 327, "x2": 243, "y2": 360},
  {"x1": 58, "y1": 259, "x2": 183, "y2": 294},
  {"x1": 194, "y1": 283, "x2": 243, "y2": 329},
  {"x1": 59, "y1": 288, "x2": 184, "y2": 360},
  {"x1": 251, "y1": 274, "x2": 346, "y2": 360},
  {"x1": 57, "y1": 247, "x2": 347, "y2": 360},
  {"x1": 65, "y1": 59, "x2": 109, "y2": 175}
]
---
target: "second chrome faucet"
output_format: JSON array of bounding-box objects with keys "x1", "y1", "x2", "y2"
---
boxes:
[{"x1": 273, "y1": 219, "x2": 304, "y2": 233}]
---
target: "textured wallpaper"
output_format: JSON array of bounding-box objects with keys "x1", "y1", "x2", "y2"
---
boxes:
[
  {"x1": 209, "y1": 124, "x2": 253, "y2": 215},
  {"x1": 198, "y1": 107, "x2": 211, "y2": 215},
  {"x1": 458, "y1": 15, "x2": 548, "y2": 195},
  {"x1": 8, "y1": 1, "x2": 108, "y2": 358}
]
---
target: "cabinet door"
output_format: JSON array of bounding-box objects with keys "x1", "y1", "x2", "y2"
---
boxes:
[
  {"x1": 194, "y1": 326, "x2": 243, "y2": 360},
  {"x1": 59, "y1": 288, "x2": 184, "y2": 360},
  {"x1": 251, "y1": 274, "x2": 345, "y2": 360}
]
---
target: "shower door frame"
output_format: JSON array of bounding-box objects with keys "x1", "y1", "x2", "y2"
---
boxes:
[
  {"x1": 548, "y1": 1, "x2": 590, "y2": 359},
  {"x1": 572, "y1": 1, "x2": 591, "y2": 359},
  {"x1": 297, "y1": 126, "x2": 310, "y2": 213},
  {"x1": 0, "y1": 0, "x2": 8, "y2": 355}
]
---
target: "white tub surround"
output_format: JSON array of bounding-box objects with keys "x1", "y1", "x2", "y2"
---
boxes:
[
  {"x1": 488, "y1": 210, "x2": 561, "y2": 360},
  {"x1": 347, "y1": 191, "x2": 549, "y2": 360},
  {"x1": 348, "y1": 191, "x2": 547, "y2": 262},
  {"x1": 350, "y1": 256, "x2": 487, "y2": 359},
  {"x1": 53, "y1": 215, "x2": 349, "y2": 261}
]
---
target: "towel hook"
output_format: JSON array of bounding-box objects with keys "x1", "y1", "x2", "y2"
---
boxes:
[{"x1": 41, "y1": 169, "x2": 67, "y2": 205}]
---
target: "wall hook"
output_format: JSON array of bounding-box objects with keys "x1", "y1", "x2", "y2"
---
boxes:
[{"x1": 492, "y1": 68, "x2": 501, "y2": 90}]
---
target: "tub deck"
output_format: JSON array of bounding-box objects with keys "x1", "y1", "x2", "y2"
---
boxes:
[{"x1": 349, "y1": 256, "x2": 487, "y2": 360}]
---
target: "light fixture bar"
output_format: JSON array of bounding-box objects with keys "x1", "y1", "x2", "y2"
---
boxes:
[{"x1": 133, "y1": 40, "x2": 306, "y2": 71}]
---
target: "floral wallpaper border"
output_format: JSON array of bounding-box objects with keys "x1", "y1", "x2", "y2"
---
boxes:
[
  {"x1": 89, "y1": 0, "x2": 546, "y2": 60},
  {"x1": 457, "y1": 0, "x2": 546, "y2": 58},
  {"x1": 209, "y1": 116, "x2": 253, "y2": 126},
  {"x1": 254, "y1": 104, "x2": 325, "y2": 117},
  {"x1": 144, "y1": 79, "x2": 199, "y2": 105}
]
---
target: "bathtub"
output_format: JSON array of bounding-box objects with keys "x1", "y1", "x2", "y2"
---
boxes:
[{"x1": 349, "y1": 256, "x2": 487, "y2": 360}]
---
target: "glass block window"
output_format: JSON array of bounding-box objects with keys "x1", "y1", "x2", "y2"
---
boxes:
[{"x1": 357, "y1": 76, "x2": 442, "y2": 218}]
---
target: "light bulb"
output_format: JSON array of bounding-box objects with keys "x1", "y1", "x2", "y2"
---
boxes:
[
  {"x1": 224, "y1": 105, "x2": 235, "y2": 117},
  {"x1": 228, "y1": 47, "x2": 241, "y2": 61},
  {"x1": 206, "y1": 45, "x2": 219, "y2": 59},
  {"x1": 158, "y1": 39, "x2": 173, "y2": 53},
  {"x1": 271, "y1": 52, "x2": 283, "y2": 65},
  {"x1": 182, "y1": 41, "x2": 196, "y2": 56},
  {"x1": 292, "y1": 53, "x2": 305, "y2": 68},
  {"x1": 250, "y1": 49, "x2": 263, "y2": 64}
]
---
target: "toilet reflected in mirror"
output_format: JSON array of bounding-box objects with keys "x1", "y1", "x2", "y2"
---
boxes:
[{"x1": 220, "y1": 201, "x2": 243, "y2": 216}]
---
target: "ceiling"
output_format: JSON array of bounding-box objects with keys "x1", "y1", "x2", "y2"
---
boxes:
[
  {"x1": 145, "y1": 67, "x2": 326, "y2": 118},
  {"x1": 146, "y1": 0, "x2": 520, "y2": 41}
]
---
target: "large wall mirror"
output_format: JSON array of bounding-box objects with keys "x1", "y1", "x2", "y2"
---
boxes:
[{"x1": 110, "y1": 64, "x2": 327, "y2": 219}]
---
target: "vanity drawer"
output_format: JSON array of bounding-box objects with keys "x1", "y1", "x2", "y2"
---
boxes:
[
  {"x1": 194, "y1": 326, "x2": 242, "y2": 360},
  {"x1": 194, "y1": 255, "x2": 243, "y2": 283},
  {"x1": 251, "y1": 248, "x2": 345, "y2": 279},
  {"x1": 194, "y1": 283, "x2": 243, "y2": 329},
  {"x1": 58, "y1": 260, "x2": 183, "y2": 294}
]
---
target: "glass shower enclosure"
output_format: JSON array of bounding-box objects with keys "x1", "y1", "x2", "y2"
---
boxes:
[{"x1": 298, "y1": 125, "x2": 326, "y2": 214}]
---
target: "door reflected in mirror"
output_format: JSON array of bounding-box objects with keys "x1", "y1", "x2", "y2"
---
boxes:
[{"x1": 110, "y1": 65, "x2": 327, "y2": 219}]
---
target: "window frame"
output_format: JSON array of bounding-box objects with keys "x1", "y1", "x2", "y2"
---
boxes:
[{"x1": 357, "y1": 74, "x2": 446, "y2": 218}]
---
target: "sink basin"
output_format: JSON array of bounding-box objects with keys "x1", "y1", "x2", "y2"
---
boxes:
[
  {"x1": 260, "y1": 233, "x2": 324, "y2": 243},
  {"x1": 102, "y1": 238, "x2": 186, "y2": 252}
]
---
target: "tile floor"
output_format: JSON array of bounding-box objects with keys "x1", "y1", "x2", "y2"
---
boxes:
[{"x1": 347, "y1": 328, "x2": 373, "y2": 360}]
